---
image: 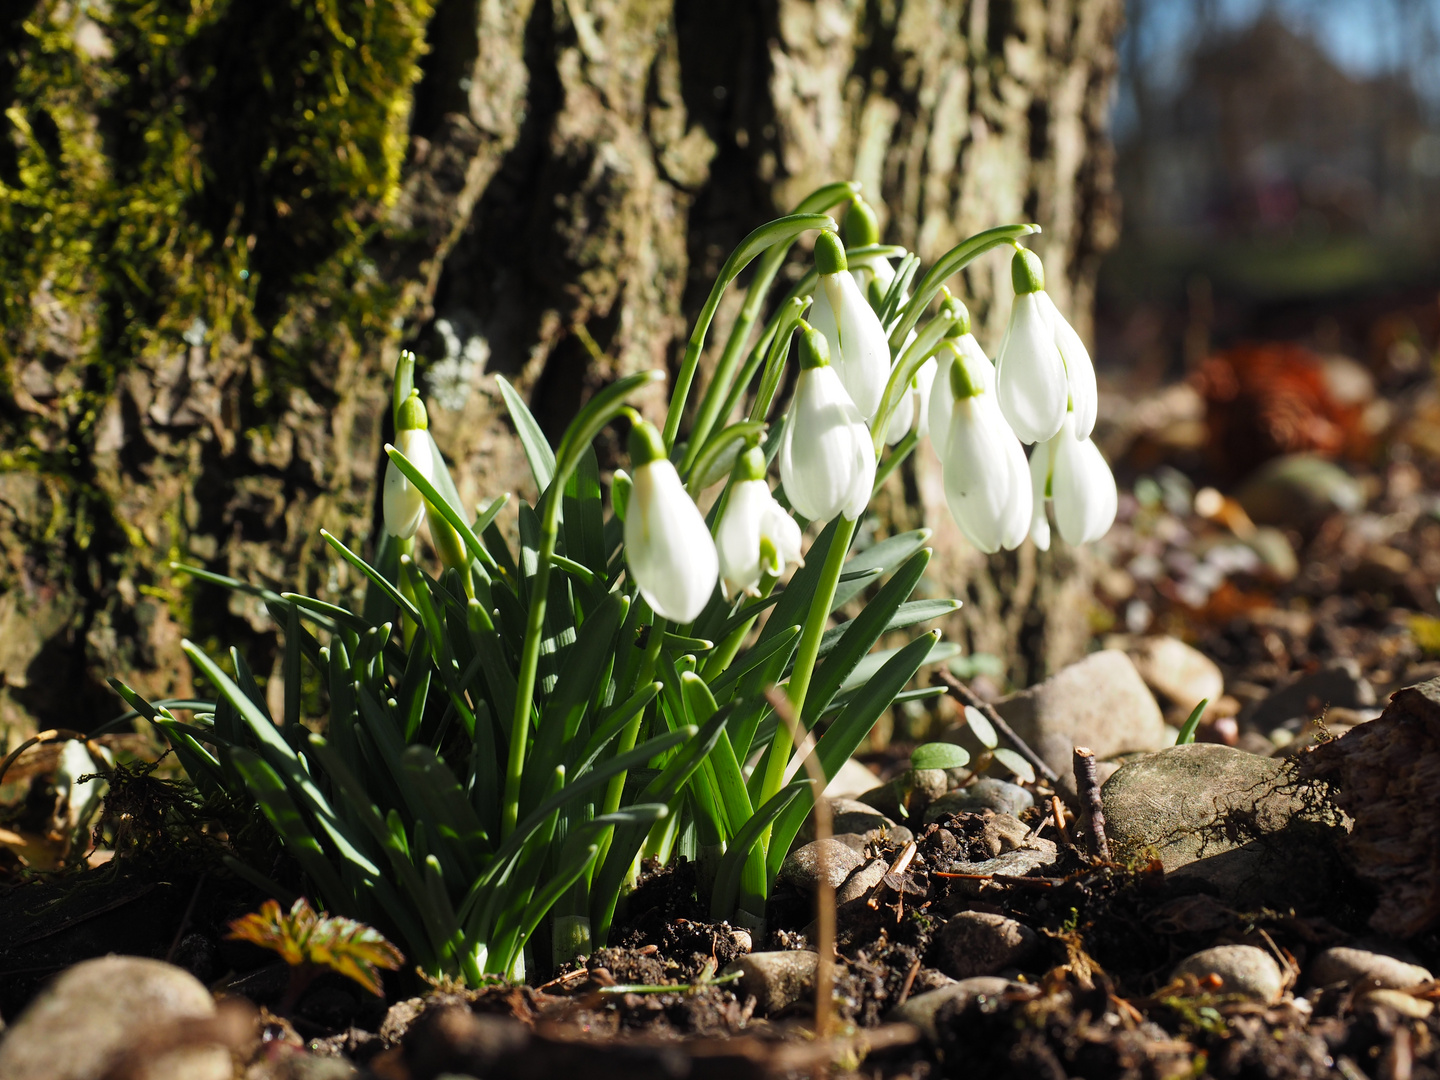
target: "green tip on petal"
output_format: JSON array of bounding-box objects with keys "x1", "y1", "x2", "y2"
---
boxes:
[
  {"x1": 733, "y1": 445, "x2": 768, "y2": 483},
  {"x1": 1011, "y1": 247, "x2": 1045, "y2": 295},
  {"x1": 949, "y1": 350, "x2": 981, "y2": 399},
  {"x1": 796, "y1": 320, "x2": 831, "y2": 370},
  {"x1": 396, "y1": 389, "x2": 429, "y2": 431},
  {"x1": 940, "y1": 293, "x2": 971, "y2": 338},
  {"x1": 627, "y1": 418, "x2": 667, "y2": 466},
  {"x1": 842, "y1": 197, "x2": 880, "y2": 247},
  {"x1": 813, "y1": 230, "x2": 848, "y2": 276}
]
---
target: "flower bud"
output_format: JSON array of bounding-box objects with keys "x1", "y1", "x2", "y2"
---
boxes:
[
  {"x1": 716, "y1": 448, "x2": 803, "y2": 599},
  {"x1": 383, "y1": 392, "x2": 434, "y2": 539},
  {"x1": 810, "y1": 232, "x2": 891, "y2": 421}
]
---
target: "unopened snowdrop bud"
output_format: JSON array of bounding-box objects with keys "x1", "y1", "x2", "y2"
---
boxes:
[
  {"x1": 384, "y1": 391, "x2": 435, "y2": 539},
  {"x1": 843, "y1": 198, "x2": 896, "y2": 299},
  {"x1": 936, "y1": 347, "x2": 1032, "y2": 554},
  {"x1": 623, "y1": 417, "x2": 719, "y2": 623},
  {"x1": 779, "y1": 322, "x2": 877, "y2": 523},
  {"x1": 808, "y1": 231, "x2": 890, "y2": 421},
  {"x1": 715, "y1": 447, "x2": 803, "y2": 599},
  {"x1": 995, "y1": 248, "x2": 1068, "y2": 445},
  {"x1": 1028, "y1": 412, "x2": 1118, "y2": 549}
]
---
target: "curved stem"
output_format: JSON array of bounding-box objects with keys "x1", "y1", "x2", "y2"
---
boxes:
[{"x1": 756, "y1": 514, "x2": 857, "y2": 823}]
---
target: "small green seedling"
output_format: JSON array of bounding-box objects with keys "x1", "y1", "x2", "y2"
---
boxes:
[{"x1": 1175, "y1": 699, "x2": 1210, "y2": 746}]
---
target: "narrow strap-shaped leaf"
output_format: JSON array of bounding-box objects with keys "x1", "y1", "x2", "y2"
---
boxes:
[
  {"x1": 495, "y1": 375, "x2": 556, "y2": 491},
  {"x1": 710, "y1": 780, "x2": 807, "y2": 920},
  {"x1": 681, "y1": 674, "x2": 752, "y2": 835},
  {"x1": 815, "y1": 599, "x2": 959, "y2": 661},
  {"x1": 282, "y1": 592, "x2": 371, "y2": 634},
  {"x1": 756, "y1": 517, "x2": 844, "y2": 643},
  {"x1": 708, "y1": 624, "x2": 800, "y2": 700},
  {"x1": 385, "y1": 442, "x2": 499, "y2": 574},
  {"x1": 320, "y1": 530, "x2": 421, "y2": 625},
  {"x1": 401, "y1": 746, "x2": 491, "y2": 872}
]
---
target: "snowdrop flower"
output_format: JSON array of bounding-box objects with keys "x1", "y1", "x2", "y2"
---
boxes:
[
  {"x1": 842, "y1": 197, "x2": 896, "y2": 300},
  {"x1": 807, "y1": 231, "x2": 891, "y2": 421},
  {"x1": 994, "y1": 247, "x2": 1098, "y2": 443},
  {"x1": 779, "y1": 322, "x2": 877, "y2": 523},
  {"x1": 1028, "y1": 411, "x2": 1118, "y2": 549},
  {"x1": 715, "y1": 447, "x2": 803, "y2": 599},
  {"x1": 384, "y1": 391, "x2": 435, "y2": 539},
  {"x1": 623, "y1": 417, "x2": 719, "y2": 623},
  {"x1": 883, "y1": 357, "x2": 936, "y2": 445},
  {"x1": 929, "y1": 337, "x2": 1031, "y2": 553}
]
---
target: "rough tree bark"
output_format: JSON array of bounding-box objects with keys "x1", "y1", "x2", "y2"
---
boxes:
[{"x1": 0, "y1": 0, "x2": 1121, "y2": 743}]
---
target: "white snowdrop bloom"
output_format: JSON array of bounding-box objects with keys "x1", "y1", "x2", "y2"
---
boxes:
[
  {"x1": 883, "y1": 356, "x2": 936, "y2": 446},
  {"x1": 624, "y1": 419, "x2": 719, "y2": 623},
  {"x1": 384, "y1": 392, "x2": 435, "y2": 540},
  {"x1": 1035, "y1": 291, "x2": 1098, "y2": 441},
  {"x1": 935, "y1": 345, "x2": 1032, "y2": 554},
  {"x1": 807, "y1": 231, "x2": 891, "y2": 422},
  {"x1": 779, "y1": 322, "x2": 877, "y2": 523},
  {"x1": 994, "y1": 248, "x2": 1068, "y2": 445},
  {"x1": 928, "y1": 325, "x2": 995, "y2": 460},
  {"x1": 1029, "y1": 412, "x2": 1118, "y2": 549},
  {"x1": 715, "y1": 447, "x2": 803, "y2": 599}
]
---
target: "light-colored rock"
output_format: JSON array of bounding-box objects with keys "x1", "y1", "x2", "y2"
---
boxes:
[
  {"x1": 1172, "y1": 945, "x2": 1284, "y2": 1004},
  {"x1": 836, "y1": 858, "x2": 889, "y2": 904},
  {"x1": 1101, "y1": 743, "x2": 1344, "y2": 908},
  {"x1": 777, "y1": 839, "x2": 865, "y2": 892},
  {"x1": 1235, "y1": 453, "x2": 1364, "y2": 530},
  {"x1": 799, "y1": 798, "x2": 897, "y2": 846},
  {"x1": 942, "y1": 843, "x2": 1060, "y2": 898},
  {"x1": 0, "y1": 956, "x2": 230, "y2": 1080},
  {"x1": 721, "y1": 951, "x2": 820, "y2": 1015},
  {"x1": 824, "y1": 757, "x2": 880, "y2": 799},
  {"x1": 994, "y1": 651, "x2": 1166, "y2": 788},
  {"x1": 924, "y1": 779, "x2": 1033, "y2": 820},
  {"x1": 888, "y1": 977, "x2": 1037, "y2": 1042},
  {"x1": 934, "y1": 911, "x2": 1042, "y2": 979},
  {"x1": 1309, "y1": 947, "x2": 1433, "y2": 990},
  {"x1": 1127, "y1": 636, "x2": 1224, "y2": 719}
]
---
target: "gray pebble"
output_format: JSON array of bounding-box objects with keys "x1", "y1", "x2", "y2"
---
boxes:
[
  {"x1": 888, "y1": 977, "x2": 1037, "y2": 1041},
  {"x1": 1309, "y1": 946, "x2": 1433, "y2": 990},
  {"x1": 777, "y1": 839, "x2": 864, "y2": 891},
  {"x1": 926, "y1": 778, "x2": 1034, "y2": 820},
  {"x1": 1172, "y1": 945, "x2": 1284, "y2": 1004},
  {"x1": 935, "y1": 911, "x2": 1041, "y2": 979},
  {"x1": 721, "y1": 951, "x2": 819, "y2": 1015}
]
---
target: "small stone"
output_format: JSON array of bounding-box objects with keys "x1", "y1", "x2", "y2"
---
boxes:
[
  {"x1": 993, "y1": 651, "x2": 1167, "y2": 789},
  {"x1": 1234, "y1": 453, "x2": 1364, "y2": 530},
  {"x1": 1247, "y1": 659, "x2": 1376, "y2": 733},
  {"x1": 721, "y1": 951, "x2": 820, "y2": 1015},
  {"x1": 1172, "y1": 945, "x2": 1284, "y2": 1004},
  {"x1": 857, "y1": 782, "x2": 903, "y2": 820},
  {"x1": 799, "y1": 798, "x2": 898, "y2": 846},
  {"x1": 888, "y1": 977, "x2": 1037, "y2": 1042},
  {"x1": 1127, "y1": 635, "x2": 1225, "y2": 721},
  {"x1": 924, "y1": 779, "x2": 1033, "y2": 820},
  {"x1": 942, "y1": 844, "x2": 1060, "y2": 899},
  {"x1": 934, "y1": 911, "x2": 1042, "y2": 979},
  {"x1": 824, "y1": 757, "x2": 880, "y2": 798},
  {"x1": 1102, "y1": 743, "x2": 1343, "y2": 909},
  {"x1": 777, "y1": 839, "x2": 865, "y2": 891},
  {"x1": 836, "y1": 858, "x2": 889, "y2": 904},
  {"x1": 1356, "y1": 989, "x2": 1435, "y2": 1019},
  {"x1": 0, "y1": 956, "x2": 230, "y2": 1080},
  {"x1": 1309, "y1": 947, "x2": 1433, "y2": 990},
  {"x1": 728, "y1": 928, "x2": 754, "y2": 955},
  {"x1": 403, "y1": 1003, "x2": 529, "y2": 1079}
]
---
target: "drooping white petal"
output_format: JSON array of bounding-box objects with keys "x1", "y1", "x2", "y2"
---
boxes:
[
  {"x1": 990, "y1": 399, "x2": 1034, "y2": 551},
  {"x1": 624, "y1": 459, "x2": 719, "y2": 622},
  {"x1": 780, "y1": 365, "x2": 877, "y2": 523},
  {"x1": 760, "y1": 499, "x2": 803, "y2": 572},
  {"x1": 811, "y1": 272, "x2": 890, "y2": 421},
  {"x1": 940, "y1": 397, "x2": 1017, "y2": 555},
  {"x1": 1028, "y1": 438, "x2": 1054, "y2": 551},
  {"x1": 384, "y1": 428, "x2": 435, "y2": 539},
  {"x1": 1037, "y1": 292, "x2": 1098, "y2": 441},
  {"x1": 716, "y1": 479, "x2": 802, "y2": 599},
  {"x1": 1051, "y1": 415, "x2": 1118, "y2": 545},
  {"x1": 928, "y1": 350, "x2": 955, "y2": 461},
  {"x1": 995, "y1": 292, "x2": 1067, "y2": 444}
]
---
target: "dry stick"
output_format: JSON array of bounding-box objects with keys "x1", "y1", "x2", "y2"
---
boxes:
[
  {"x1": 1050, "y1": 795, "x2": 1072, "y2": 848},
  {"x1": 932, "y1": 670, "x2": 1060, "y2": 783},
  {"x1": 765, "y1": 686, "x2": 835, "y2": 1045},
  {"x1": 1072, "y1": 746, "x2": 1111, "y2": 861}
]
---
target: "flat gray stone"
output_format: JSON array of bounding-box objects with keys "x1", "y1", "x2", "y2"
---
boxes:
[
  {"x1": 721, "y1": 951, "x2": 819, "y2": 1015},
  {"x1": 934, "y1": 911, "x2": 1042, "y2": 979},
  {"x1": 778, "y1": 839, "x2": 865, "y2": 891},
  {"x1": 888, "y1": 977, "x2": 1037, "y2": 1042},
  {"x1": 1172, "y1": 945, "x2": 1284, "y2": 1003},
  {"x1": 0, "y1": 956, "x2": 230, "y2": 1080},
  {"x1": 1247, "y1": 660, "x2": 1376, "y2": 733},
  {"x1": 1101, "y1": 743, "x2": 1344, "y2": 908},
  {"x1": 994, "y1": 651, "x2": 1166, "y2": 789},
  {"x1": 925, "y1": 779, "x2": 1033, "y2": 819},
  {"x1": 1235, "y1": 453, "x2": 1363, "y2": 529},
  {"x1": 942, "y1": 843, "x2": 1060, "y2": 899},
  {"x1": 799, "y1": 798, "x2": 898, "y2": 846},
  {"x1": 836, "y1": 858, "x2": 889, "y2": 904},
  {"x1": 1309, "y1": 947, "x2": 1433, "y2": 990}
]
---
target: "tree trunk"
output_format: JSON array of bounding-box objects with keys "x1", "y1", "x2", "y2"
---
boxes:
[{"x1": 0, "y1": 0, "x2": 1121, "y2": 742}]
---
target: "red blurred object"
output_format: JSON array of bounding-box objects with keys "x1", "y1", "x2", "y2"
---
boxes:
[{"x1": 1191, "y1": 342, "x2": 1369, "y2": 482}]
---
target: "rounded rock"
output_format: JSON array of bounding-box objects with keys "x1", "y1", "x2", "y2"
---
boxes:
[
  {"x1": 925, "y1": 779, "x2": 1034, "y2": 820},
  {"x1": 1172, "y1": 945, "x2": 1284, "y2": 1004},
  {"x1": 0, "y1": 955, "x2": 230, "y2": 1080},
  {"x1": 721, "y1": 951, "x2": 820, "y2": 1015},
  {"x1": 1309, "y1": 946, "x2": 1433, "y2": 990},
  {"x1": 935, "y1": 911, "x2": 1042, "y2": 979},
  {"x1": 888, "y1": 977, "x2": 1037, "y2": 1042},
  {"x1": 777, "y1": 839, "x2": 865, "y2": 892}
]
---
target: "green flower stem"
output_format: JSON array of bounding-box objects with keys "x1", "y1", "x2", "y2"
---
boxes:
[
  {"x1": 394, "y1": 534, "x2": 417, "y2": 648},
  {"x1": 593, "y1": 614, "x2": 667, "y2": 867},
  {"x1": 871, "y1": 307, "x2": 957, "y2": 449},
  {"x1": 663, "y1": 213, "x2": 838, "y2": 454},
  {"x1": 756, "y1": 513, "x2": 857, "y2": 824},
  {"x1": 872, "y1": 430, "x2": 919, "y2": 495},
  {"x1": 700, "y1": 572, "x2": 778, "y2": 682},
  {"x1": 887, "y1": 224, "x2": 1041, "y2": 352},
  {"x1": 748, "y1": 292, "x2": 812, "y2": 424},
  {"x1": 500, "y1": 486, "x2": 562, "y2": 840}
]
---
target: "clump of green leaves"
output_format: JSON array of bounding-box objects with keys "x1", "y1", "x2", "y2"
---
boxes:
[{"x1": 227, "y1": 897, "x2": 404, "y2": 1006}]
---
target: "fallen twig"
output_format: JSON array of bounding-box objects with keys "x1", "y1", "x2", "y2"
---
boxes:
[
  {"x1": 932, "y1": 670, "x2": 1059, "y2": 782},
  {"x1": 1050, "y1": 795, "x2": 1072, "y2": 848},
  {"x1": 1072, "y1": 746, "x2": 1111, "y2": 861}
]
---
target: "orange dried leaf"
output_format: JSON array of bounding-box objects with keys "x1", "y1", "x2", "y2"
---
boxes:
[{"x1": 226, "y1": 897, "x2": 403, "y2": 996}]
